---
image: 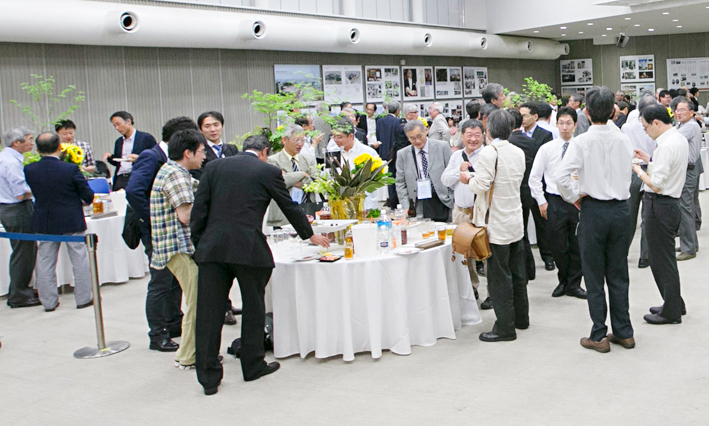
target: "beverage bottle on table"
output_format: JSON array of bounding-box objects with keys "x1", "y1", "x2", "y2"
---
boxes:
[
  {"x1": 377, "y1": 224, "x2": 391, "y2": 254},
  {"x1": 344, "y1": 230, "x2": 354, "y2": 259},
  {"x1": 395, "y1": 204, "x2": 407, "y2": 222},
  {"x1": 320, "y1": 202, "x2": 331, "y2": 220}
]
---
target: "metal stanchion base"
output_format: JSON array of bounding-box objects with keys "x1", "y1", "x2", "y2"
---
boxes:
[{"x1": 74, "y1": 340, "x2": 130, "y2": 359}]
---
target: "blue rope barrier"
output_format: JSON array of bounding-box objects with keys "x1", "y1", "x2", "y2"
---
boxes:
[{"x1": 0, "y1": 232, "x2": 88, "y2": 243}]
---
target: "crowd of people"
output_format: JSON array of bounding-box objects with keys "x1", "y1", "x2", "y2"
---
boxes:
[{"x1": 0, "y1": 80, "x2": 704, "y2": 392}]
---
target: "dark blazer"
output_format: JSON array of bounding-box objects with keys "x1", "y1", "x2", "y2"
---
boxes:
[
  {"x1": 376, "y1": 114, "x2": 406, "y2": 161},
  {"x1": 356, "y1": 116, "x2": 369, "y2": 135},
  {"x1": 107, "y1": 130, "x2": 158, "y2": 168},
  {"x1": 530, "y1": 125, "x2": 553, "y2": 151},
  {"x1": 191, "y1": 152, "x2": 314, "y2": 268},
  {"x1": 389, "y1": 121, "x2": 411, "y2": 178},
  {"x1": 25, "y1": 156, "x2": 94, "y2": 235},
  {"x1": 354, "y1": 127, "x2": 366, "y2": 144},
  {"x1": 508, "y1": 130, "x2": 537, "y2": 198},
  {"x1": 125, "y1": 145, "x2": 167, "y2": 224},
  {"x1": 614, "y1": 113, "x2": 628, "y2": 128},
  {"x1": 190, "y1": 141, "x2": 239, "y2": 180}
]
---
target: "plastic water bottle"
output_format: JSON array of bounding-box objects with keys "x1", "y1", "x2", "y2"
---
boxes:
[
  {"x1": 378, "y1": 224, "x2": 392, "y2": 254},
  {"x1": 395, "y1": 204, "x2": 406, "y2": 221}
]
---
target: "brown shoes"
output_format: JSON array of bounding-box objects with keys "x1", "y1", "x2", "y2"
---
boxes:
[
  {"x1": 580, "y1": 337, "x2": 610, "y2": 353},
  {"x1": 607, "y1": 333, "x2": 635, "y2": 349}
]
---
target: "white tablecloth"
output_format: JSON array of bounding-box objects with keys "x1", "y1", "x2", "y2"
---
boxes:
[
  {"x1": 699, "y1": 147, "x2": 708, "y2": 191},
  {"x1": 269, "y1": 240, "x2": 482, "y2": 361},
  {"x1": 0, "y1": 212, "x2": 149, "y2": 296}
]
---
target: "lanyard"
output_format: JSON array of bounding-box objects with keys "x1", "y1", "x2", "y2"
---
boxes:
[{"x1": 461, "y1": 151, "x2": 475, "y2": 172}]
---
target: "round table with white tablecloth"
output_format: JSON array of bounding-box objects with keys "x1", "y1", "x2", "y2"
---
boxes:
[
  {"x1": 0, "y1": 195, "x2": 148, "y2": 296},
  {"x1": 268, "y1": 239, "x2": 482, "y2": 361}
]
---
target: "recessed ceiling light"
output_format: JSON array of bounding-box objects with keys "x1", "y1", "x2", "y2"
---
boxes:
[
  {"x1": 587, "y1": 23, "x2": 593, "y2": 26},
  {"x1": 560, "y1": 26, "x2": 566, "y2": 29},
  {"x1": 561, "y1": 34, "x2": 566, "y2": 36},
  {"x1": 662, "y1": 12, "x2": 669, "y2": 15},
  {"x1": 534, "y1": 30, "x2": 539, "y2": 33},
  {"x1": 625, "y1": 17, "x2": 631, "y2": 20},
  {"x1": 673, "y1": 19, "x2": 679, "y2": 22},
  {"x1": 677, "y1": 25, "x2": 682, "y2": 28},
  {"x1": 578, "y1": 31, "x2": 584, "y2": 34},
  {"x1": 606, "y1": 27, "x2": 612, "y2": 31},
  {"x1": 634, "y1": 24, "x2": 640, "y2": 27},
  {"x1": 602, "y1": 34, "x2": 607, "y2": 37},
  {"x1": 648, "y1": 28, "x2": 654, "y2": 32}
]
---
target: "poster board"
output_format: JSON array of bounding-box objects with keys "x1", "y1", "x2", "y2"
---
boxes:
[
  {"x1": 274, "y1": 64, "x2": 322, "y2": 99},
  {"x1": 620, "y1": 55, "x2": 655, "y2": 83},
  {"x1": 560, "y1": 59, "x2": 593, "y2": 86},
  {"x1": 620, "y1": 83, "x2": 656, "y2": 101},
  {"x1": 667, "y1": 58, "x2": 709, "y2": 90},
  {"x1": 561, "y1": 86, "x2": 590, "y2": 98},
  {"x1": 364, "y1": 66, "x2": 402, "y2": 103},
  {"x1": 402, "y1": 66, "x2": 434, "y2": 100},
  {"x1": 463, "y1": 67, "x2": 488, "y2": 98},
  {"x1": 434, "y1": 66, "x2": 462, "y2": 99},
  {"x1": 322, "y1": 65, "x2": 364, "y2": 104}
]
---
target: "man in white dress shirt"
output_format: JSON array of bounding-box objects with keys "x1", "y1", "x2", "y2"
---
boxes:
[
  {"x1": 331, "y1": 117, "x2": 380, "y2": 210},
  {"x1": 622, "y1": 94, "x2": 657, "y2": 268},
  {"x1": 556, "y1": 86, "x2": 634, "y2": 353},
  {"x1": 529, "y1": 106, "x2": 586, "y2": 300},
  {"x1": 671, "y1": 98, "x2": 703, "y2": 261},
  {"x1": 633, "y1": 104, "x2": 688, "y2": 325},
  {"x1": 441, "y1": 119, "x2": 484, "y2": 295}
]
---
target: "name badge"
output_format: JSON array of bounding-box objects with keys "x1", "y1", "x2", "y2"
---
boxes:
[
  {"x1": 290, "y1": 187, "x2": 305, "y2": 204},
  {"x1": 417, "y1": 178, "x2": 432, "y2": 200}
]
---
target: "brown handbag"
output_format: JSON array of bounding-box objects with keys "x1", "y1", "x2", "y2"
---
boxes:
[{"x1": 452, "y1": 147, "x2": 498, "y2": 261}]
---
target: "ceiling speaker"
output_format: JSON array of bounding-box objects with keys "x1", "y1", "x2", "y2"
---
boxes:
[{"x1": 616, "y1": 33, "x2": 629, "y2": 48}]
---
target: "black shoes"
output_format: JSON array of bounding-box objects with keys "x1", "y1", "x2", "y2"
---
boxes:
[
  {"x1": 204, "y1": 387, "x2": 219, "y2": 396},
  {"x1": 565, "y1": 288, "x2": 587, "y2": 299},
  {"x1": 224, "y1": 311, "x2": 237, "y2": 326},
  {"x1": 7, "y1": 297, "x2": 41, "y2": 308},
  {"x1": 230, "y1": 306, "x2": 243, "y2": 315},
  {"x1": 649, "y1": 305, "x2": 686, "y2": 316},
  {"x1": 245, "y1": 362, "x2": 281, "y2": 382},
  {"x1": 77, "y1": 299, "x2": 94, "y2": 309},
  {"x1": 149, "y1": 339, "x2": 179, "y2": 352},
  {"x1": 544, "y1": 260, "x2": 556, "y2": 271},
  {"x1": 643, "y1": 313, "x2": 681, "y2": 325},
  {"x1": 638, "y1": 258, "x2": 650, "y2": 268},
  {"x1": 479, "y1": 331, "x2": 516, "y2": 342},
  {"x1": 552, "y1": 284, "x2": 566, "y2": 298},
  {"x1": 480, "y1": 297, "x2": 493, "y2": 310}
]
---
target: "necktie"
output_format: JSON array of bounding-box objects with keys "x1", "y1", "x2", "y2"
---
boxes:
[
  {"x1": 292, "y1": 157, "x2": 299, "y2": 172},
  {"x1": 561, "y1": 141, "x2": 569, "y2": 159},
  {"x1": 421, "y1": 150, "x2": 429, "y2": 178},
  {"x1": 214, "y1": 144, "x2": 222, "y2": 158}
]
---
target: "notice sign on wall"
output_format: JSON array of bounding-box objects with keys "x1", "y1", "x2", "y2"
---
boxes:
[
  {"x1": 620, "y1": 55, "x2": 655, "y2": 83},
  {"x1": 434, "y1": 67, "x2": 462, "y2": 99},
  {"x1": 402, "y1": 66, "x2": 434, "y2": 100},
  {"x1": 322, "y1": 65, "x2": 364, "y2": 104},
  {"x1": 364, "y1": 66, "x2": 402, "y2": 103},
  {"x1": 560, "y1": 59, "x2": 593, "y2": 86},
  {"x1": 463, "y1": 67, "x2": 488, "y2": 98},
  {"x1": 667, "y1": 57, "x2": 709, "y2": 90}
]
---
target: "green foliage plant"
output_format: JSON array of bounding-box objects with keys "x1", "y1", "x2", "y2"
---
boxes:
[{"x1": 10, "y1": 74, "x2": 85, "y2": 133}]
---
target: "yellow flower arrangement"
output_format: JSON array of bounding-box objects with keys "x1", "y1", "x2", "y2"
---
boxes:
[
  {"x1": 60, "y1": 143, "x2": 84, "y2": 166},
  {"x1": 353, "y1": 152, "x2": 372, "y2": 166},
  {"x1": 417, "y1": 116, "x2": 429, "y2": 127},
  {"x1": 354, "y1": 152, "x2": 387, "y2": 174}
]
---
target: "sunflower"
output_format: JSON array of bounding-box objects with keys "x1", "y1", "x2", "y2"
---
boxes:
[{"x1": 353, "y1": 152, "x2": 373, "y2": 166}]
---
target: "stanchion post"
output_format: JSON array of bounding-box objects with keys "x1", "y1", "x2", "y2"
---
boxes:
[{"x1": 73, "y1": 233, "x2": 130, "y2": 359}]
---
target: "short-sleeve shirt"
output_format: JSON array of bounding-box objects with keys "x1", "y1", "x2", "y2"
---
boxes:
[
  {"x1": 73, "y1": 140, "x2": 95, "y2": 168},
  {"x1": 149, "y1": 160, "x2": 195, "y2": 269}
]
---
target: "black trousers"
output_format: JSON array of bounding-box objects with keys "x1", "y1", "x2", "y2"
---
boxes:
[
  {"x1": 112, "y1": 173, "x2": 131, "y2": 191},
  {"x1": 547, "y1": 194, "x2": 582, "y2": 291},
  {"x1": 644, "y1": 193, "x2": 684, "y2": 320},
  {"x1": 578, "y1": 198, "x2": 633, "y2": 341},
  {"x1": 196, "y1": 262, "x2": 272, "y2": 389},
  {"x1": 422, "y1": 191, "x2": 451, "y2": 223},
  {"x1": 387, "y1": 184, "x2": 399, "y2": 209},
  {"x1": 521, "y1": 191, "x2": 553, "y2": 276},
  {"x1": 0, "y1": 201, "x2": 37, "y2": 304},
  {"x1": 487, "y1": 240, "x2": 529, "y2": 337},
  {"x1": 628, "y1": 171, "x2": 649, "y2": 260},
  {"x1": 139, "y1": 220, "x2": 183, "y2": 341}
]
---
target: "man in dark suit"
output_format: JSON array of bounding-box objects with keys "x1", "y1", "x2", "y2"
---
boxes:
[
  {"x1": 191, "y1": 111, "x2": 239, "y2": 180},
  {"x1": 103, "y1": 111, "x2": 157, "y2": 191},
  {"x1": 507, "y1": 109, "x2": 541, "y2": 281},
  {"x1": 377, "y1": 101, "x2": 407, "y2": 206},
  {"x1": 519, "y1": 103, "x2": 555, "y2": 271},
  {"x1": 24, "y1": 133, "x2": 94, "y2": 312},
  {"x1": 126, "y1": 117, "x2": 197, "y2": 352},
  {"x1": 191, "y1": 135, "x2": 329, "y2": 395}
]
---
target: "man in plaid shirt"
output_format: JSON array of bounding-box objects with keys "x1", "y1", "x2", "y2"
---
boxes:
[
  {"x1": 150, "y1": 129, "x2": 207, "y2": 369},
  {"x1": 56, "y1": 120, "x2": 96, "y2": 173}
]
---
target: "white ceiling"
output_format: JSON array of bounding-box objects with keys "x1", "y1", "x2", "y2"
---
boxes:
[{"x1": 496, "y1": 0, "x2": 709, "y2": 42}]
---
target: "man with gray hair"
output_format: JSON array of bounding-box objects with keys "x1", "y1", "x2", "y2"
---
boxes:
[
  {"x1": 396, "y1": 119, "x2": 453, "y2": 222},
  {"x1": 0, "y1": 127, "x2": 41, "y2": 308},
  {"x1": 427, "y1": 102, "x2": 451, "y2": 143},
  {"x1": 403, "y1": 104, "x2": 419, "y2": 122},
  {"x1": 482, "y1": 83, "x2": 506, "y2": 108},
  {"x1": 622, "y1": 94, "x2": 657, "y2": 268},
  {"x1": 267, "y1": 123, "x2": 317, "y2": 227},
  {"x1": 568, "y1": 92, "x2": 590, "y2": 136}
]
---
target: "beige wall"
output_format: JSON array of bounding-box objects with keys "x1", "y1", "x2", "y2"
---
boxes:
[
  {"x1": 558, "y1": 32, "x2": 709, "y2": 106},
  {"x1": 0, "y1": 42, "x2": 556, "y2": 156}
]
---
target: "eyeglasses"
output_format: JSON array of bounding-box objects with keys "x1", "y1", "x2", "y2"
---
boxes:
[
  {"x1": 196, "y1": 149, "x2": 206, "y2": 155},
  {"x1": 407, "y1": 133, "x2": 426, "y2": 142},
  {"x1": 674, "y1": 108, "x2": 690, "y2": 113}
]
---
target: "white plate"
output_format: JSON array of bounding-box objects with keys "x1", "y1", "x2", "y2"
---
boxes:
[
  {"x1": 311, "y1": 219, "x2": 358, "y2": 233},
  {"x1": 292, "y1": 255, "x2": 319, "y2": 262},
  {"x1": 392, "y1": 247, "x2": 422, "y2": 256}
]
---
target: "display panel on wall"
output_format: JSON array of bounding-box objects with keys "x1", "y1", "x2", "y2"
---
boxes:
[
  {"x1": 402, "y1": 66, "x2": 434, "y2": 100},
  {"x1": 560, "y1": 86, "x2": 589, "y2": 98},
  {"x1": 434, "y1": 67, "x2": 462, "y2": 99},
  {"x1": 274, "y1": 64, "x2": 323, "y2": 98},
  {"x1": 364, "y1": 66, "x2": 402, "y2": 103},
  {"x1": 404, "y1": 99, "x2": 463, "y2": 121},
  {"x1": 620, "y1": 55, "x2": 655, "y2": 83},
  {"x1": 463, "y1": 67, "x2": 488, "y2": 98},
  {"x1": 667, "y1": 58, "x2": 709, "y2": 90},
  {"x1": 322, "y1": 65, "x2": 364, "y2": 104},
  {"x1": 560, "y1": 59, "x2": 593, "y2": 86},
  {"x1": 620, "y1": 83, "x2": 656, "y2": 101}
]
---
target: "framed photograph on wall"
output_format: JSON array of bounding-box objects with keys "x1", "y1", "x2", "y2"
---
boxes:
[
  {"x1": 322, "y1": 65, "x2": 364, "y2": 104},
  {"x1": 620, "y1": 55, "x2": 655, "y2": 83},
  {"x1": 402, "y1": 66, "x2": 434, "y2": 101},
  {"x1": 620, "y1": 83, "x2": 656, "y2": 101},
  {"x1": 274, "y1": 64, "x2": 322, "y2": 99},
  {"x1": 560, "y1": 59, "x2": 593, "y2": 86},
  {"x1": 434, "y1": 66, "x2": 462, "y2": 99},
  {"x1": 463, "y1": 67, "x2": 488, "y2": 98},
  {"x1": 364, "y1": 65, "x2": 402, "y2": 103},
  {"x1": 561, "y1": 86, "x2": 590, "y2": 98}
]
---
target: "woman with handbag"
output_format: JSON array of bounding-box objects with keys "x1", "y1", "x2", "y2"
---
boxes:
[{"x1": 460, "y1": 109, "x2": 528, "y2": 342}]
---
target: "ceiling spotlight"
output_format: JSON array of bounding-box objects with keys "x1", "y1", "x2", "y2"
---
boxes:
[
  {"x1": 602, "y1": 34, "x2": 607, "y2": 37},
  {"x1": 587, "y1": 23, "x2": 593, "y2": 26},
  {"x1": 662, "y1": 12, "x2": 669, "y2": 15},
  {"x1": 560, "y1": 26, "x2": 566, "y2": 29},
  {"x1": 578, "y1": 31, "x2": 584, "y2": 34},
  {"x1": 648, "y1": 28, "x2": 654, "y2": 32},
  {"x1": 534, "y1": 30, "x2": 539, "y2": 33},
  {"x1": 673, "y1": 19, "x2": 678, "y2": 22},
  {"x1": 677, "y1": 25, "x2": 682, "y2": 28},
  {"x1": 561, "y1": 33, "x2": 566, "y2": 36},
  {"x1": 634, "y1": 24, "x2": 640, "y2": 27},
  {"x1": 625, "y1": 17, "x2": 631, "y2": 20},
  {"x1": 606, "y1": 27, "x2": 612, "y2": 30}
]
